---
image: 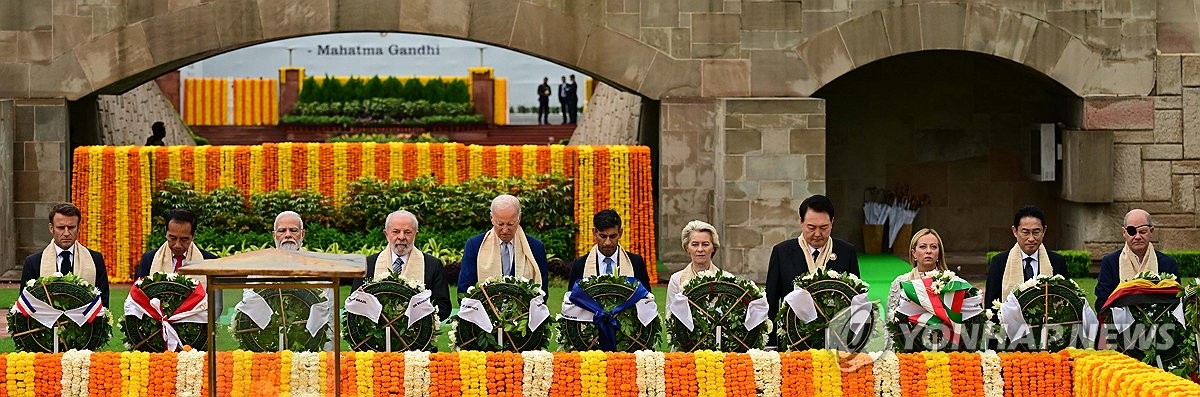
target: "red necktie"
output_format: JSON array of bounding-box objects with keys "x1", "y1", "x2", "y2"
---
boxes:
[{"x1": 174, "y1": 255, "x2": 185, "y2": 272}]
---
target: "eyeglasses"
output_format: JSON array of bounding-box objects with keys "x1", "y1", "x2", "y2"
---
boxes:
[
  {"x1": 274, "y1": 227, "x2": 302, "y2": 234},
  {"x1": 1017, "y1": 229, "x2": 1044, "y2": 238},
  {"x1": 1125, "y1": 225, "x2": 1152, "y2": 236}
]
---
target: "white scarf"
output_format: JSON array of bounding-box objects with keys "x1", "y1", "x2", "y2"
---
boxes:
[
  {"x1": 370, "y1": 246, "x2": 428, "y2": 285},
  {"x1": 1118, "y1": 242, "x2": 1160, "y2": 281},
  {"x1": 476, "y1": 227, "x2": 542, "y2": 282},
  {"x1": 1000, "y1": 243, "x2": 1052, "y2": 301},
  {"x1": 147, "y1": 241, "x2": 207, "y2": 286},
  {"x1": 797, "y1": 236, "x2": 834, "y2": 274},
  {"x1": 39, "y1": 242, "x2": 98, "y2": 286},
  {"x1": 581, "y1": 245, "x2": 635, "y2": 279}
]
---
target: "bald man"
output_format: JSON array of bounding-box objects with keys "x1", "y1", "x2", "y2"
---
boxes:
[{"x1": 1094, "y1": 209, "x2": 1180, "y2": 312}]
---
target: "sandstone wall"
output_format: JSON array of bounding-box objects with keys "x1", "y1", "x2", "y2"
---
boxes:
[
  {"x1": 570, "y1": 83, "x2": 641, "y2": 145},
  {"x1": 96, "y1": 80, "x2": 194, "y2": 146}
]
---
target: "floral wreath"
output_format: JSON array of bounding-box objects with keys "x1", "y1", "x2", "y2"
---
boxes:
[
  {"x1": 120, "y1": 272, "x2": 208, "y2": 352},
  {"x1": 343, "y1": 273, "x2": 441, "y2": 352},
  {"x1": 7, "y1": 273, "x2": 112, "y2": 352},
  {"x1": 985, "y1": 274, "x2": 1088, "y2": 351},
  {"x1": 776, "y1": 268, "x2": 872, "y2": 352},
  {"x1": 230, "y1": 288, "x2": 331, "y2": 352},
  {"x1": 555, "y1": 274, "x2": 662, "y2": 352},
  {"x1": 1099, "y1": 271, "x2": 1186, "y2": 372},
  {"x1": 451, "y1": 276, "x2": 551, "y2": 352},
  {"x1": 887, "y1": 270, "x2": 985, "y2": 352},
  {"x1": 1179, "y1": 278, "x2": 1200, "y2": 378},
  {"x1": 665, "y1": 270, "x2": 771, "y2": 352}
]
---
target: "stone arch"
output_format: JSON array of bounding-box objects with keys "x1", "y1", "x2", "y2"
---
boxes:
[
  {"x1": 786, "y1": 3, "x2": 1149, "y2": 97},
  {"x1": 36, "y1": 0, "x2": 700, "y2": 101}
]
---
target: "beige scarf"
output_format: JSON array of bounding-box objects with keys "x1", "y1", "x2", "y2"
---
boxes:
[
  {"x1": 475, "y1": 227, "x2": 542, "y2": 282},
  {"x1": 797, "y1": 236, "x2": 834, "y2": 274},
  {"x1": 1000, "y1": 243, "x2": 1053, "y2": 300},
  {"x1": 39, "y1": 242, "x2": 98, "y2": 286},
  {"x1": 581, "y1": 245, "x2": 636, "y2": 279},
  {"x1": 1118, "y1": 242, "x2": 1160, "y2": 282},
  {"x1": 370, "y1": 246, "x2": 428, "y2": 285},
  {"x1": 674, "y1": 261, "x2": 720, "y2": 290},
  {"x1": 147, "y1": 241, "x2": 207, "y2": 285}
]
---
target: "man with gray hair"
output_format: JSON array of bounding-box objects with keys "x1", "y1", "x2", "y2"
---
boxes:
[
  {"x1": 1094, "y1": 209, "x2": 1180, "y2": 311},
  {"x1": 273, "y1": 211, "x2": 305, "y2": 251},
  {"x1": 354, "y1": 210, "x2": 451, "y2": 321},
  {"x1": 458, "y1": 194, "x2": 550, "y2": 294}
]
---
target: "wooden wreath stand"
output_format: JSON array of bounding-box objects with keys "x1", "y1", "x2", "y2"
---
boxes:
[{"x1": 178, "y1": 248, "x2": 365, "y2": 397}]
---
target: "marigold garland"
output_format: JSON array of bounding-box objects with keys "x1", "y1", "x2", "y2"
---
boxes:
[
  {"x1": 663, "y1": 352, "x2": 696, "y2": 397},
  {"x1": 458, "y1": 350, "x2": 487, "y2": 397},
  {"x1": 579, "y1": 350, "x2": 608, "y2": 397},
  {"x1": 725, "y1": 352, "x2": 759, "y2": 397},
  {"x1": 550, "y1": 352, "x2": 582, "y2": 397},
  {"x1": 428, "y1": 352, "x2": 460, "y2": 396},
  {"x1": 606, "y1": 352, "x2": 638, "y2": 397},
  {"x1": 781, "y1": 351, "x2": 814, "y2": 397}
]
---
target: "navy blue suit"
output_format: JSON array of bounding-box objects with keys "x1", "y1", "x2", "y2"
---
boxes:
[
  {"x1": 1094, "y1": 249, "x2": 1180, "y2": 312},
  {"x1": 458, "y1": 232, "x2": 550, "y2": 295}
]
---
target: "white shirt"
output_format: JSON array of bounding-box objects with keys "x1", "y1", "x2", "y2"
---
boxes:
[
  {"x1": 1022, "y1": 251, "x2": 1040, "y2": 274},
  {"x1": 53, "y1": 244, "x2": 74, "y2": 273}
]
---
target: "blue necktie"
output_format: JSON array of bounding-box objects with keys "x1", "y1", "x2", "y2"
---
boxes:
[
  {"x1": 392, "y1": 257, "x2": 404, "y2": 273},
  {"x1": 603, "y1": 257, "x2": 614, "y2": 275},
  {"x1": 502, "y1": 243, "x2": 513, "y2": 276}
]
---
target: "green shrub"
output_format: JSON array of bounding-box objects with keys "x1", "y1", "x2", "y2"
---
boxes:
[
  {"x1": 1164, "y1": 250, "x2": 1200, "y2": 277},
  {"x1": 297, "y1": 75, "x2": 471, "y2": 104},
  {"x1": 327, "y1": 133, "x2": 450, "y2": 144}
]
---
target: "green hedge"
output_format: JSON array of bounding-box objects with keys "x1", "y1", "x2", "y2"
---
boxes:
[
  {"x1": 150, "y1": 175, "x2": 577, "y2": 260},
  {"x1": 1164, "y1": 250, "x2": 1200, "y2": 278},
  {"x1": 327, "y1": 133, "x2": 451, "y2": 144},
  {"x1": 985, "y1": 249, "x2": 1092, "y2": 278},
  {"x1": 298, "y1": 76, "x2": 471, "y2": 104}
]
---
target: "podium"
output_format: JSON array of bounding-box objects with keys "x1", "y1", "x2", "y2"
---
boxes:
[{"x1": 178, "y1": 248, "x2": 365, "y2": 397}]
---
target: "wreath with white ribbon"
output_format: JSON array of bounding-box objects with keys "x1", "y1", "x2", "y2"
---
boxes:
[
  {"x1": 121, "y1": 272, "x2": 208, "y2": 352},
  {"x1": 888, "y1": 270, "x2": 985, "y2": 352},
  {"x1": 987, "y1": 274, "x2": 1096, "y2": 351},
  {"x1": 8, "y1": 273, "x2": 111, "y2": 352},
  {"x1": 343, "y1": 273, "x2": 440, "y2": 352},
  {"x1": 451, "y1": 276, "x2": 551, "y2": 352},
  {"x1": 556, "y1": 274, "x2": 661, "y2": 352},
  {"x1": 777, "y1": 268, "x2": 873, "y2": 352},
  {"x1": 230, "y1": 288, "x2": 332, "y2": 352},
  {"x1": 665, "y1": 270, "x2": 770, "y2": 352}
]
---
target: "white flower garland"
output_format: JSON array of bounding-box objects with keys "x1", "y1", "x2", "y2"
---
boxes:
[
  {"x1": 290, "y1": 351, "x2": 323, "y2": 397},
  {"x1": 60, "y1": 349, "x2": 91, "y2": 397},
  {"x1": 747, "y1": 349, "x2": 781, "y2": 397},
  {"x1": 403, "y1": 351, "x2": 431, "y2": 397},
  {"x1": 174, "y1": 349, "x2": 205, "y2": 397},
  {"x1": 521, "y1": 350, "x2": 555, "y2": 397},
  {"x1": 634, "y1": 350, "x2": 666, "y2": 397},
  {"x1": 980, "y1": 351, "x2": 1004, "y2": 397},
  {"x1": 871, "y1": 351, "x2": 901, "y2": 397}
]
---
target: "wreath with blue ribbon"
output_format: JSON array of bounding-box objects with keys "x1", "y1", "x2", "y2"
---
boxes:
[{"x1": 556, "y1": 275, "x2": 661, "y2": 352}]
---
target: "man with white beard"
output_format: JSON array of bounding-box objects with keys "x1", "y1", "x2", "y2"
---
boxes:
[{"x1": 273, "y1": 211, "x2": 305, "y2": 251}]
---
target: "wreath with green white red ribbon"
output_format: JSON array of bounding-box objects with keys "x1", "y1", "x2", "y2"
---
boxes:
[
  {"x1": 121, "y1": 272, "x2": 209, "y2": 352},
  {"x1": 230, "y1": 288, "x2": 331, "y2": 352},
  {"x1": 776, "y1": 268, "x2": 872, "y2": 352},
  {"x1": 888, "y1": 270, "x2": 985, "y2": 352},
  {"x1": 555, "y1": 274, "x2": 662, "y2": 352},
  {"x1": 451, "y1": 276, "x2": 551, "y2": 352},
  {"x1": 665, "y1": 270, "x2": 771, "y2": 352},
  {"x1": 343, "y1": 273, "x2": 440, "y2": 352},
  {"x1": 7, "y1": 273, "x2": 111, "y2": 352}
]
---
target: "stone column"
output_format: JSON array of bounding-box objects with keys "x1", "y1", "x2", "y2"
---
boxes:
[
  {"x1": 658, "y1": 98, "x2": 719, "y2": 271},
  {"x1": 719, "y1": 98, "x2": 826, "y2": 282},
  {"x1": 279, "y1": 68, "x2": 304, "y2": 118},
  {"x1": 153, "y1": 70, "x2": 182, "y2": 113},
  {"x1": 470, "y1": 69, "x2": 495, "y2": 125},
  {"x1": 12, "y1": 99, "x2": 70, "y2": 271},
  {"x1": 0, "y1": 101, "x2": 14, "y2": 277}
]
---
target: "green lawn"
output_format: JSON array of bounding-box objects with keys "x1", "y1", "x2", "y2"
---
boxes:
[{"x1": 0, "y1": 276, "x2": 1114, "y2": 353}]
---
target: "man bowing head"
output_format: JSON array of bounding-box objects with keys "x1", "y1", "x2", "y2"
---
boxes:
[
  {"x1": 1093, "y1": 209, "x2": 1180, "y2": 312},
  {"x1": 356, "y1": 210, "x2": 451, "y2": 321},
  {"x1": 21, "y1": 203, "x2": 110, "y2": 307},
  {"x1": 458, "y1": 194, "x2": 550, "y2": 295},
  {"x1": 568, "y1": 209, "x2": 651, "y2": 289}
]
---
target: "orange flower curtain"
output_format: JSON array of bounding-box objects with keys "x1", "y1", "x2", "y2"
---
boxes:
[
  {"x1": 184, "y1": 78, "x2": 279, "y2": 126},
  {"x1": 5, "y1": 349, "x2": 1198, "y2": 396},
  {"x1": 70, "y1": 144, "x2": 656, "y2": 283}
]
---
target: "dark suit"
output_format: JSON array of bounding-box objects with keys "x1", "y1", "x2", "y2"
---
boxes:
[
  {"x1": 22, "y1": 248, "x2": 110, "y2": 308},
  {"x1": 765, "y1": 237, "x2": 860, "y2": 345},
  {"x1": 458, "y1": 232, "x2": 549, "y2": 295},
  {"x1": 567, "y1": 251, "x2": 651, "y2": 290},
  {"x1": 356, "y1": 252, "x2": 453, "y2": 322},
  {"x1": 983, "y1": 249, "x2": 1069, "y2": 307},
  {"x1": 1094, "y1": 249, "x2": 1180, "y2": 312},
  {"x1": 134, "y1": 247, "x2": 219, "y2": 279}
]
